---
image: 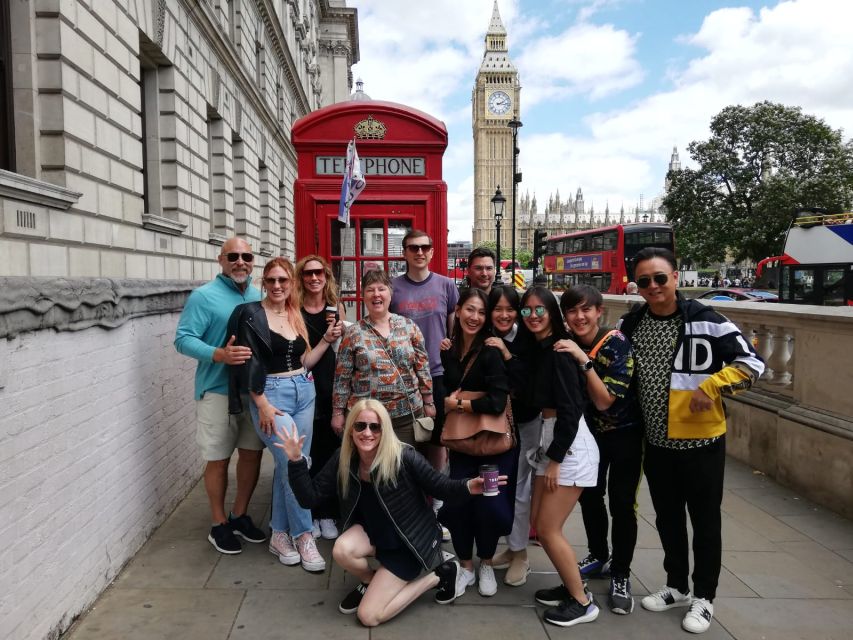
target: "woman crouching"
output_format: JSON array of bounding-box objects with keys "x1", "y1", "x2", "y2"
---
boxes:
[{"x1": 278, "y1": 398, "x2": 502, "y2": 626}]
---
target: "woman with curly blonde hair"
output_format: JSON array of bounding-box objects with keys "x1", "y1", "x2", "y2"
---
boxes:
[{"x1": 295, "y1": 254, "x2": 347, "y2": 539}]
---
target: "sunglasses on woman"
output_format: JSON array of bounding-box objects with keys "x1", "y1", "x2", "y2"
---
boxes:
[
  {"x1": 637, "y1": 273, "x2": 670, "y2": 288},
  {"x1": 520, "y1": 305, "x2": 547, "y2": 318},
  {"x1": 263, "y1": 276, "x2": 289, "y2": 285},
  {"x1": 353, "y1": 421, "x2": 382, "y2": 433},
  {"x1": 302, "y1": 268, "x2": 324, "y2": 277}
]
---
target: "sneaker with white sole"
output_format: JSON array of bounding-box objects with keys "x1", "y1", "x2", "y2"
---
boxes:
[
  {"x1": 608, "y1": 574, "x2": 634, "y2": 614},
  {"x1": 311, "y1": 519, "x2": 321, "y2": 538},
  {"x1": 339, "y1": 582, "x2": 368, "y2": 614},
  {"x1": 441, "y1": 525, "x2": 452, "y2": 543},
  {"x1": 434, "y1": 560, "x2": 462, "y2": 604},
  {"x1": 543, "y1": 595, "x2": 600, "y2": 627},
  {"x1": 577, "y1": 552, "x2": 611, "y2": 578},
  {"x1": 228, "y1": 513, "x2": 266, "y2": 543},
  {"x1": 295, "y1": 534, "x2": 326, "y2": 572},
  {"x1": 491, "y1": 548, "x2": 514, "y2": 569},
  {"x1": 505, "y1": 549, "x2": 530, "y2": 586},
  {"x1": 319, "y1": 518, "x2": 339, "y2": 539},
  {"x1": 208, "y1": 522, "x2": 241, "y2": 555},
  {"x1": 436, "y1": 565, "x2": 474, "y2": 603},
  {"x1": 535, "y1": 583, "x2": 570, "y2": 606},
  {"x1": 478, "y1": 563, "x2": 497, "y2": 596},
  {"x1": 641, "y1": 585, "x2": 691, "y2": 611},
  {"x1": 682, "y1": 597, "x2": 714, "y2": 633},
  {"x1": 268, "y1": 531, "x2": 300, "y2": 566}
]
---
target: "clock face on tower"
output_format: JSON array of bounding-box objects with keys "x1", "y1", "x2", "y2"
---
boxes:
[{"x1": 487, "y1": 90, "x2": 512, "y2": 116}]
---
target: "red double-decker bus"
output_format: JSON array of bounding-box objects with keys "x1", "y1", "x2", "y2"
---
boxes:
[{"x1": 543, "y1": 223, "x2": 674, "y2": 293}]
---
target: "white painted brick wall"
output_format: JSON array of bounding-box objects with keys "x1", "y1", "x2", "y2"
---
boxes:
[{"x1": 0, "y1": 312, "x2": 200, "y2": 640}]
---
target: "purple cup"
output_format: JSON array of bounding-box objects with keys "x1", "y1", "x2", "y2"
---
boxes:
[{"x1": 479, "y1": 464, "x2": 499, "y2": 496}]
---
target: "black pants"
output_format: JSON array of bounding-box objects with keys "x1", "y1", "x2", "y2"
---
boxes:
[
  {"x1": 644, "y1": 437, "x2": 725, "y2": 601},
  {"x1": 430, "y1": 375, "x2": 447, "y2": 445},
  {"x1": 578, "y1": 426, "x2": 643, "y2": 577}
]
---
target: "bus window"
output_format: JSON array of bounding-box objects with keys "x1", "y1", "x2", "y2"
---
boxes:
[
  {"x1": 823, "y1": 268, "x2": 846, "y2": 305},
  {"x1": 591, "y1": 234, "x2": 604, "y2": 250},
  {"x1": 603, "y1": 231, "x2": 618, "y2": 250},
  {"x1": 792, "y1": 268, "x2": 815, "y2": 302}
]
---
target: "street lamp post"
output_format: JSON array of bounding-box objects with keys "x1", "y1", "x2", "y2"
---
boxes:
[
  {"x1": 491, "y1": 186, "x2": 506, "y2": 284},
  {"x1": 508, "y1": 117, "x2": 523, "y2": 282}
]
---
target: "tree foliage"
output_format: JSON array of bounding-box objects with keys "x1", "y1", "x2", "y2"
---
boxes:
[
  {"x1": 663, "y1": 101, "x2": 853, "y2": 264},
  {"x1": 475, "y1": 241, "x2": 532, "y2": 267}
]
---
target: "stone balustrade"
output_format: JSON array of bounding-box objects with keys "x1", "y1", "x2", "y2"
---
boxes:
[{"x1": 601, "y1": 295, "x2": 853, "y2": 518}]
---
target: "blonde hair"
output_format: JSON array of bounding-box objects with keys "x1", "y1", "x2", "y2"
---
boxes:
[
  {"x1": 295, "y1": 254, "x2": 340, "y2": 308},
  {"x1": 262, "y1": 257, "x2": 310, "y2": 347},
  {"x1": 338, "y1": 399, "x2": 402, "y2": 495}
]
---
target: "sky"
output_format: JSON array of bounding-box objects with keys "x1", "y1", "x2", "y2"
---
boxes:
[{"x1": 350, "y1": 0, "x2": 853, "y2": 242}]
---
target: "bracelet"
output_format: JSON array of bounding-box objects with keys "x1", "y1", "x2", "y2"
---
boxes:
[
  {"x1": 423, "y1": 402, "x2": 435, "y2": 407},
  {"x1": 323, "y1": 336, "x2": 335, "y2": 344},
  {"x1": 456, "y1": 398, "x2": 463, "y2": 412}
]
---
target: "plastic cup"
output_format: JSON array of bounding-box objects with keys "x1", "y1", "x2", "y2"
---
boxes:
[
  {"x1": 325, "y1": 305, "x2": 338, "y2": 322},
  {"x1": 479, "y1": 464, "x2": 499, "y2": 496}
]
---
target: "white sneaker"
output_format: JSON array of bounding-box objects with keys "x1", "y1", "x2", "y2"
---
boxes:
[
  {"x1": 456, "y1": 567, "x2": 476, "y2": 599},
  {"x1": 268, "y1": 531, "x2": 300, "y2": 566},
  {"x1": 478, "y1": 563, "x2": 497, "y2": 597},
  {"x1": 641, "y1": 585, "x2": 692, "y2": 612},
  {"x1": 319, "y1": 518, "x2": 339, "y2": 539},
  {"x1": 311, "y1": 519, "x2": 321, "y2": 538},
  {"x1": 682, "y1": 597, "x2": 714, "y2": 633},
  {"x1": 441, "y1": 525, "x2": 452, "y2": 542}
]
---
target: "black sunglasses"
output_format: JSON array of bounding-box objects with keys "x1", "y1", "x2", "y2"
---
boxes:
[
  {"x1": 264, "y1": 276, "x2": 289, "y2": 285},
  {"x1": 302, "y1": 268, "x2": 324, "y2": 277},
  {"x1": 225, "y1": 252, "x2": 254, "y2": 262},
  {"x1": 637, "y1": 273, "x2": 670, "y2": 288},
  {"x1": 405, "y1": 244, "x2": 432, "y2": 254},
  {"x1": 353, "y1": 421, "x2": 382, "y2": 433}
]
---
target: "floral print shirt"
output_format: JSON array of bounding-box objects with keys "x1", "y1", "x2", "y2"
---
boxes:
[{"x1": 333, "y1": 313, "x2": 432, "y2": 418}]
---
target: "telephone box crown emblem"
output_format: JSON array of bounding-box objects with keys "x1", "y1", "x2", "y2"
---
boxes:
[{"x1": 354, "y1": 115, "x2": 387, "y2": 140}]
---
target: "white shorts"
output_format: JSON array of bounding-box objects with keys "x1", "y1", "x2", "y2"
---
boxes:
[{"x1": 531, "y1": 415, "x2": 599, "y2": 487}]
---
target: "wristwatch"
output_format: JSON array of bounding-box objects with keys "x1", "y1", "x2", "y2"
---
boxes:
[
  {"x1": 581, "y1": 359, "x2": 594, "y2": 372},
  {"x1": 457, "y1": 398, "x2": 464, "y2": 412}
]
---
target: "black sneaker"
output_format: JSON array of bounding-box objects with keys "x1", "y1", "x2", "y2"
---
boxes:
[
  {"x1": 577, "y1": 552, "x2": 611, "y2": 578},
  {"x1": 228, "y1": 513, "x2": 266, "y2": 543},
  {"x1": 609, "y1": 574, "x2": 634, "y2": 614},
  {"x1": 544, "y1": 596, "x2": 600, "y2": 627},
  {"x1": 339, "y1": 583, "x2": 368, "y2": 614},
  {"x1": 208, "y1": 522, "x2": 241, "y2": 554},
  {"x1": 434, "y1": 560, "x2": 463, "y2": 604},
  {"x1": 535, "y1": 583, "x2": 570, "y2": 606}
]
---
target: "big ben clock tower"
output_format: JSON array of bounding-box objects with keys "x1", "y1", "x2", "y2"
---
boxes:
[{"x1": 472, "y1": 1, "x2": 520, "y2": 247}]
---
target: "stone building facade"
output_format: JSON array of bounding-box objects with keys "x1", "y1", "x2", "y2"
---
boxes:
[{"x1": 1, "y1": 0, "x2": 358, "y2": 278}]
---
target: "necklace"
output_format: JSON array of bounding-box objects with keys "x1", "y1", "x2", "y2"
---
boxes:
[{"x1": 264, "y1": 302, "x2": 287, "y2": 316}]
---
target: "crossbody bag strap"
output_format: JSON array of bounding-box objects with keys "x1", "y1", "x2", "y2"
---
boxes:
[{"x1": 368, "y1": 322, "x2": 419, "y2": 422}]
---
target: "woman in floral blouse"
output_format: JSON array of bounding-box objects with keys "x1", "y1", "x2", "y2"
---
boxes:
[{"x1": 332, "y1": 269, "x2": 435, "y2": 445}]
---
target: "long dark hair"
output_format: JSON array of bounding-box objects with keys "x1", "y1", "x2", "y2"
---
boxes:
[
  {"x1": 488, "y1": 285, "x2": 520, "y2": 336},
  {"x1": 519, "y1": 286, "x2": 568, "y2": 341},
  {"x1": 450, "y1": 287, "x2": 490, "y2": 359}
]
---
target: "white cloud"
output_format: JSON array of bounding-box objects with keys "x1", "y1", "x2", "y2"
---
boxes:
[{"x1": 517, "y1": 21, "x2": 643, "y2": 104}]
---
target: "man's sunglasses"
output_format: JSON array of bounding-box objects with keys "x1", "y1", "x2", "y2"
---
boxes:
[
  {"x1": 637, "y1": 273, "x2": 670, "y2": 288},
  {"x1": 405, "y1": 244, "x2": 432, "y2": 254},
  {"x1": 225, "y1": 252, "x2": 254, "y2": 262},
  {"x1": 302, "y1": 268, "x2": 325, "y2": 277},
  {"x1": 520, "y1": 305, "x2": 547, "y2": 318},
  {"x1": 353, "y1": 421, "x2": 382, "y2": 433},
  {"x1": 264, "y1": 277, "x2": 289, "y2": 285}
]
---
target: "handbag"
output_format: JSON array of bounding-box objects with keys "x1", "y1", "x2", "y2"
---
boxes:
[
  {"x1": 440, "y1": 349, "x2": 516, "y2": 456},
  {"x1": 371, "y1": 326, "x2": 434, "y2": 443}
]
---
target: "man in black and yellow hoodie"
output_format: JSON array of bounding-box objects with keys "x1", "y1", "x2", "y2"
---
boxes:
[{"x1": 617, "y1": 248, "x2": 764, "y2": 635}]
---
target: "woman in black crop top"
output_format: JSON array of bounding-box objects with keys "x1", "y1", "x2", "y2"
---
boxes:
[{"x1": 227, "y1": 257, "x2": 343, "y2": 573}]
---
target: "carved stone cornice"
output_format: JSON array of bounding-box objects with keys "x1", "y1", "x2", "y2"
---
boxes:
[{"x1": 0, "y1": 170, "x2": 81, "y2": 210}]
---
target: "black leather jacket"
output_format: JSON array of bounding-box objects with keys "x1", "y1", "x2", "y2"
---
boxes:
[
  {"x1": 288, "y1": 446, "x2": 472, "y2": 571},
  {"x1": 226, "y1": 300, "x2": 287, "y2": 415}
]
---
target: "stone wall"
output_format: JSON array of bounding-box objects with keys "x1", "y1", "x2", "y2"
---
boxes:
[
  {"x1": 0, "y1": 278, "x2": 198, "y2": 640},
  {"x1": 2, "y1": 0, "x2": 358, "y2": 279}
]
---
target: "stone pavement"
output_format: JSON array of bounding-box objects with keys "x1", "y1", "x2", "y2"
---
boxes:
[{"x1": 63, "y1": 455, "x2": 853, "y2": 640}]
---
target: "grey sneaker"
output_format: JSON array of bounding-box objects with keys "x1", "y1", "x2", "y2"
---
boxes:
[{"x1": 608, "y1": 575, "x2": 634, "y2": 614}]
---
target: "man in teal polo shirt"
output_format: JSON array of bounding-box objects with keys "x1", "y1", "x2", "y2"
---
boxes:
[{"x1": 175, "y1": 237, "x2": 266, "y2": 554}]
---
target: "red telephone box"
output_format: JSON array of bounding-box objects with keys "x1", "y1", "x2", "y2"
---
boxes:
[{"x1": 292, "y1": 101, "x2": 448, "y2": 320}]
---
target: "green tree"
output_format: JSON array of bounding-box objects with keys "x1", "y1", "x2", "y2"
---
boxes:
[
  {"x1": 663, "y1": 101, "x2": 853, "y2": 263},
  {"x1": 475, "y1": 241, "x2": 532, "y2": 267}
]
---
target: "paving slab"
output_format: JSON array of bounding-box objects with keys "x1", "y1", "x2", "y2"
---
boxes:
[
  {"x1": 113, "y1": 538, "x2": 219, "y2": 589},
  {"x1": 773, "y1": 539, "x2": 853, "y2": 588},
  {"x1": 65, "y1": 587, "x2": 243, "y2": 640},
  {"x1": 731, "y1": 486, "x2": 826, "y2": 518},
  {"x1": 777, "y1": 511, "x2": 853, "y2": 550},
  {"x1": 230, "y1": 588, "x2": 367, "y2": 640},
  {"x1": 631, "y1": 547, "x2": 757, "y2": 598},
  {"x1": 721, "y1": 492, "x2": 810, "y2": 543},
  {"x1": 714, "y1": 596, "x2": 853, "y2": 640},
  {"x1": 721, "y1": 550, "x2": 852, "y2": 599}
]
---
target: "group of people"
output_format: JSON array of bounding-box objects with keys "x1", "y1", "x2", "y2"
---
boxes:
[{"x1": 175, "y1": 234, "x2": 764, "y2": 633}]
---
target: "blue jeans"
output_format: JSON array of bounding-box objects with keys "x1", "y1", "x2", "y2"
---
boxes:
[{"x1": 249, "y1": 373, "x2": 316, "y2": 537}]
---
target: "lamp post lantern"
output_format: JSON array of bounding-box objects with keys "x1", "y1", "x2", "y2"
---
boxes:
[
  {"x1": 491, "y1": 186, "x2": 506, "y2": 284},
  {"x1": 508, "y1": 116, "x2": 523, "y2": 281}
]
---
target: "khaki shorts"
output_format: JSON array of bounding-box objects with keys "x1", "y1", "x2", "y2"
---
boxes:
[{"x1": 196, "y1": 392, "x2": 264, "y2": 461}]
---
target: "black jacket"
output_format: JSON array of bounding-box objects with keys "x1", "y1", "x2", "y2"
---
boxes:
[
  {"x1": 288, "y1": 446, "x2": 472, "y2": 571},
  {"x1": 226, "y1": 301, "x2": 282, "y2": 414}
]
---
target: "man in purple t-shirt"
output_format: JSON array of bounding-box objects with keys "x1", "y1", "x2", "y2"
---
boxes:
[{"x1": 391, "y1": 229, "x2": 458, "y2": 461}]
